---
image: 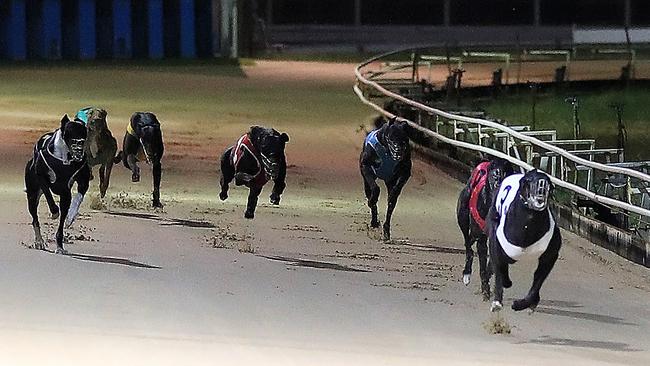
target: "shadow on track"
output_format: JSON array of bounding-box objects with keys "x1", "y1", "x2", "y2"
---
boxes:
[
  {"x1": 526, "y1": 336, "x2": 640, "y2": 352},
  {"x1": 260, "y1": 255, "x2": 369, "y2": 272},
  {"x1": 69, "y1": 253, "x2": 161, "y2": 269}
]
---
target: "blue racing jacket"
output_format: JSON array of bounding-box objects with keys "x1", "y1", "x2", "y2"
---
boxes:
[{"x1": 364, "y1": 129, "x2": 398, "y2": 181}]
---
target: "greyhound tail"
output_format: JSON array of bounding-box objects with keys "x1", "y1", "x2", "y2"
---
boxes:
[{"x1": 113, "y1": 151, "x2": 123, "y2": 164}]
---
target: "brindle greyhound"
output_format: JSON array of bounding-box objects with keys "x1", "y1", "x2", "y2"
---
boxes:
[
  {"x1": 219, "y1": 126, "x2": 289, "y2": 219},
  {"x1": 122, "y1": 112, "x2": 165, "y2": 208},
  {"x1": 25, "y1": 115, "x2": 91, "y2": 254},
  {"x1": 457, "y1": 158, "x2": 515, "y2": 300},
  {"x1": 487, "y1": 170, "x2": 561, "y2": 312},
  {"x1": 360, "y1": 117, "x2": 411, "y2": 241},
  {"x1": 75, "y1": 107, "x2": 120, "y2": 198}
]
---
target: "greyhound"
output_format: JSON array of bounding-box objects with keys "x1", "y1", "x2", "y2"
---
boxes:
[
  {"x1": 219, "y1": 125, "x2": 289, "y2": 219},
  {"x1": 25, "y1": 115, "x2": 91, "y2": 254},
  {"x1": 487, "y1": 170, "x2": 561, "y2": 312},
  {"x1": 122, "y1": 112, "x2": 165, "y2": 208},
  {"x1": 457, "y1": 158, "x2": 515, "y2": 300},
  {"x1": 360, "y1": 117, "x2": 411, "y2": 241}
]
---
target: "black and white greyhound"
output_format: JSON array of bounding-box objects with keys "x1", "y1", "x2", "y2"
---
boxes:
[
  {"x1": 25, "y1": 115, "x2": 91, "y2": 254},
  {"x1": 487, "y1": 170, "x2": 561, "y2": 312},
  {"x1": 122, "y1": 112, "x2": 165, "y2": 208},
  {"x1": 457, "y1": 158, "x2": 514, "y2": 300},
  {"x1": 360, "y1": 117, "x2": 411, "y2": 241},
  {"x1": 219, "y1": 126, "x2": 289, "y2": 219}
]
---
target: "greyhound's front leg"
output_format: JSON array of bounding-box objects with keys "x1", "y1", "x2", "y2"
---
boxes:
[
  {"x1": 99, "y1": 160, "x2": 114, "y2": 198},
  {"x1": 361, "y1": 165, "x2": 380, "y2": 228},
  {"x1": 270, "y1": 157, "x2": 287, "y2": 205},
  {"x1": 244, "y1": 186, "x2": 263, "y2": 219},
  {"x1": 512, "y1": 230, "x2": 561, "y2": 312},
  {"x1": 56, "y1": 192, "x2": 72, "y2": 254},
  {"x1": 127, "y1": 154, "x2": 140, "y2": 183},
  {"x1": 66, "y1": 167, "x2": 90, "y2": 228},
  {"x1": 219, "y1": 148, "x2": 234, "y2": 201},
  {"x1": 383, "y1": 175, "x2": 409, "y2": 241},
  {"x1": 152, "y1": 160, "x2": 163, "y2": 208},
  {"x1": 489, "y1": 236, "x2": 508, "y2": 312},
  {"x1": 269, "y1": 180, "x2": 285, "y2": 205},
  {"x1": 27, "y1": 190, "x2": 45, "y2": 250}
]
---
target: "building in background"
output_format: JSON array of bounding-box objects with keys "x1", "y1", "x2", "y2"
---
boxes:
[{"x1": 0, "y1": 0, "x2": 647, "y2": 60}]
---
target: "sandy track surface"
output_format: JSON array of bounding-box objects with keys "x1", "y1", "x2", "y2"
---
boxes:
[{"x1": 0, "y1": 60, "x2": 649, "y2": 365}]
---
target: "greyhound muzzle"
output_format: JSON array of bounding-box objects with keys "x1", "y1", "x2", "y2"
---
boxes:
[
  {"x1": 387, "y1": 140, "x2": 406, "y2": 161},
  {"x1": 489, "y1": 169, "x2": 504, "y2": 191},
  {"x1": 525, "y1": 178, "x2": 550, "y2": 211},
  {"x1": 260, "y1": 153, "x2": 280, "y2": 179},
  {"x1": 69, "y1": 139, "x2": 86, "y2": 162}
]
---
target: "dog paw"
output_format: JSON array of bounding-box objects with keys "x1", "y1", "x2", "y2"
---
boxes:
[
  {"x1": 462, "y1": 273, "x2": 471, "y2": 286},
  {"x1": 219, "y1": 192, "x2": 228, "y2": 201},
  {"x1": 382, "y1": 224, "x2": 391, "y2": 241},
  {"x1": 503, "y1": 279, "x2": 513, "y2": 289},
  {"x1": 54, "y1": 247, "x2": 68, "y2": 255},
  {"x1": 131, "y1": 173, "x2": 140, "y2": 183},
  {"x1": 34, "y1": 240, "x2": 46, "y2": 251},
  {"x1": 512, "y1": 295, "x2": 539, "y2": 312},
  {"x1": 269, "y1": 194, "x2": 280, "y2": 205},
  {"x1": 50, "y1": 211, "x2": 60, "y2": 220},
  {"x1": 244, "y1": 211, "x2": 255, "y2": 219},
  {"x1": 490, "y1": 301, "x2": 503, "y2": 312},
  {"x1": 152, "y1": 200, "x2": 164, "y2": 209},
  {"x1": 370, "y1": 220, "x2": 380, "y2": 228}
]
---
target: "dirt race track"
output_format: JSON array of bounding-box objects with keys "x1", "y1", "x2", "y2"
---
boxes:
[{"x1": 0, "y1": 60, "x2": 649, "y2": 365}]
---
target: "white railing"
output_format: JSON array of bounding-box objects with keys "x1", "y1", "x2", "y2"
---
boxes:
[{"x1": 354, "y1": 49, "x2": 650, "y2": 218}]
